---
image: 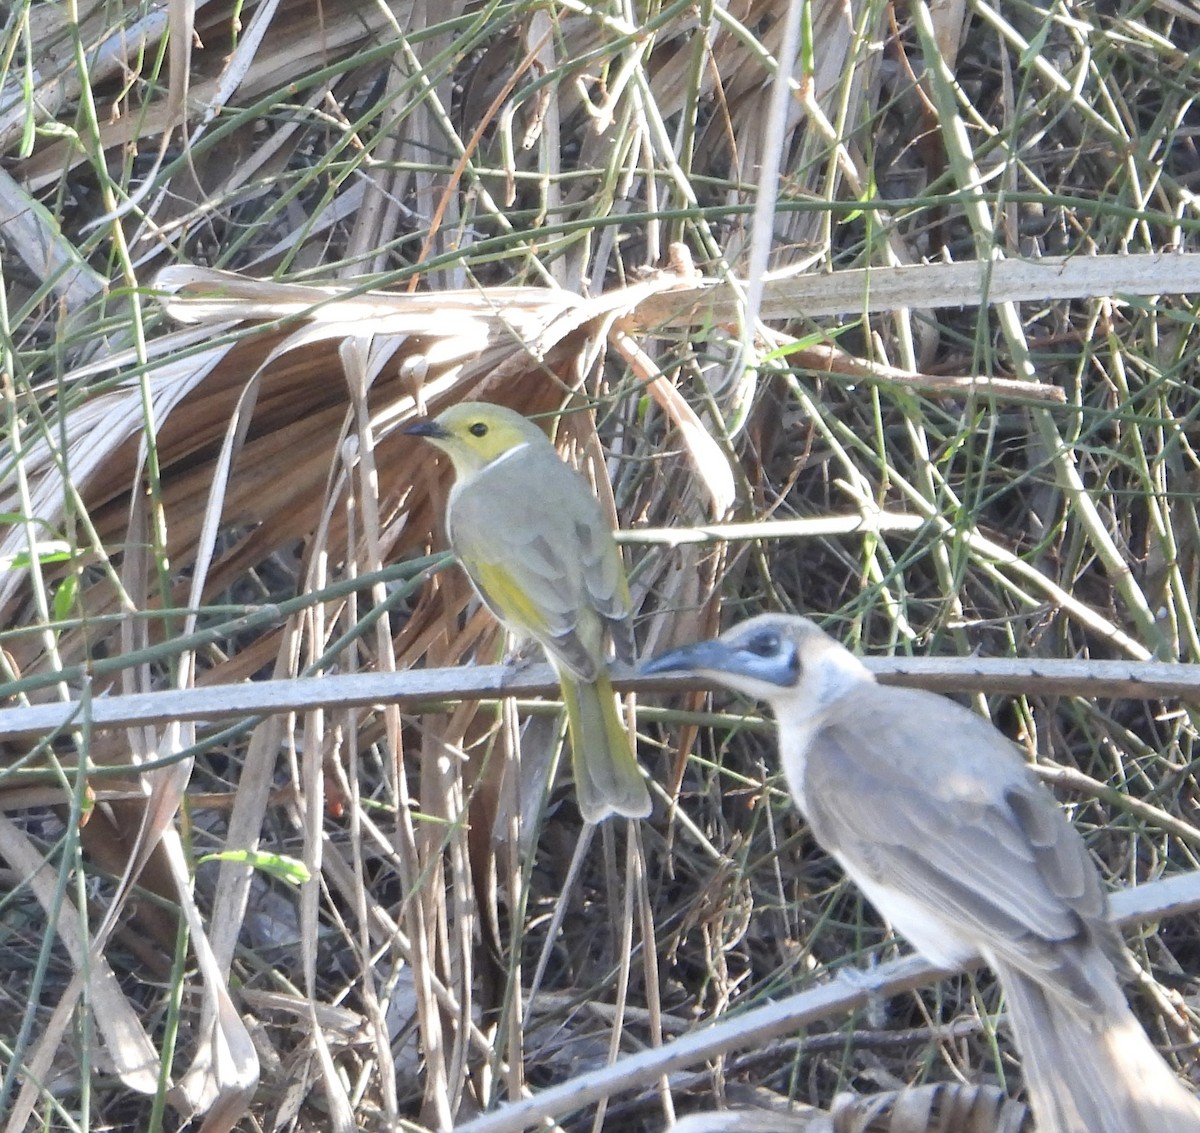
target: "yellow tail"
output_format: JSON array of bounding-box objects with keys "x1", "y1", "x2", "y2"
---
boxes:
[{"x1": 560, "y1": 669, "x2": 651, "y2": 822}]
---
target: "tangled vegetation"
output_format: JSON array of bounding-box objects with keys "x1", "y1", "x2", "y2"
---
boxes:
[{"x1": 2, "y1": 0, "x2": 1200, "y2": 1130}]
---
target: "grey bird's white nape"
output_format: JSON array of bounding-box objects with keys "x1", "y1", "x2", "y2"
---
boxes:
[{"x1": 643, "y1": 613, "x2": 1200, "y2": 1133}]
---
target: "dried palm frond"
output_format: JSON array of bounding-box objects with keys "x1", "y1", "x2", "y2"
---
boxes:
[{"x1": 0, "y1": 263, "x2": 740, "y2": 1128}]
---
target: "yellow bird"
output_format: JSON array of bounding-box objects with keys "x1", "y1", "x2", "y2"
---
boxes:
[{"x1": 405, "y1": 401, "x2": 651, "y2": 823}]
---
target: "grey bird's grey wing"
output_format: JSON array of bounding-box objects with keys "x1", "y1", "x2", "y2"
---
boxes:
[
  {"x1": 446, "y1": 448, "x2": 630, "y2": 677},
  {"x1": 803, "y1": 684, "x2": 1116, "y2": 1005}
]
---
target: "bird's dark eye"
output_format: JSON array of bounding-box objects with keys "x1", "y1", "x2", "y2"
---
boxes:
[
  {"x1": 469, "y1": 422, "x2": 489, "y2": 437},
  {"x1": 745, "y1": 630, "x2": 781, "y2": 657}
]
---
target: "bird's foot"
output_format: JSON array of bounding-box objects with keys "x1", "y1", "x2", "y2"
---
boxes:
[{"x1": 502, "y1": 639, "x2": 542, "y2": 671}]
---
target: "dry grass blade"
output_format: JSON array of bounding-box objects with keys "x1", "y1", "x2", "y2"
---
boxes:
[
  {"x1": 0, "y1": 814, "x2": 160, "y2": 1094},
  {"x1": 631, "y1": 253, "x2": 1200, "y2": 324}
]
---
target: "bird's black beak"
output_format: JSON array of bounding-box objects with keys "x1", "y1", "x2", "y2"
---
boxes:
[
  {"x1": 642, "y1": 636, "x2": 799, "y2": 689},
  {"x1": 641, "y1": 639, "x2": 735, "y2": 677},
  {"x1": 403, "y1": 417, "x2": 451, "y2": 439}
]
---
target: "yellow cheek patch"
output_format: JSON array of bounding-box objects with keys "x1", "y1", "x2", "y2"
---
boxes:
[{"x1": 471, "y1": 559, "x2": 551, "y2": 637}]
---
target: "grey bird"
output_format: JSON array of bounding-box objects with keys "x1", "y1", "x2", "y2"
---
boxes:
[{"x1": 643, "y1": 613, "x2": 1200, "y2": 1133}]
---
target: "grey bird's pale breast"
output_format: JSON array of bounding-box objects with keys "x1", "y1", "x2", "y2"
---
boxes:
[{"x1": 796, "y1": 681, "x2": 1120, "y2": 1011}]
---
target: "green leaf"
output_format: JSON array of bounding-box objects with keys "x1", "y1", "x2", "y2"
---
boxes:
[
  {"x1": 53, "y1": 574, "x2": 79, "y2": 622},
  {"x1": 197, "y1": 850, "x2": 311, "y2": 885}
]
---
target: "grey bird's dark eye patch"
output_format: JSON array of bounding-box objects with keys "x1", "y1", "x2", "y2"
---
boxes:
[{"x1": 744, "y1": 630, "x2": 781, "y2": 657}]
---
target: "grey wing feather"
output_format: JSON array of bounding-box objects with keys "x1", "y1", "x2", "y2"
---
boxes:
[{"x1": 804, "y1": 685, "x2": 1115, "y2": 997}]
